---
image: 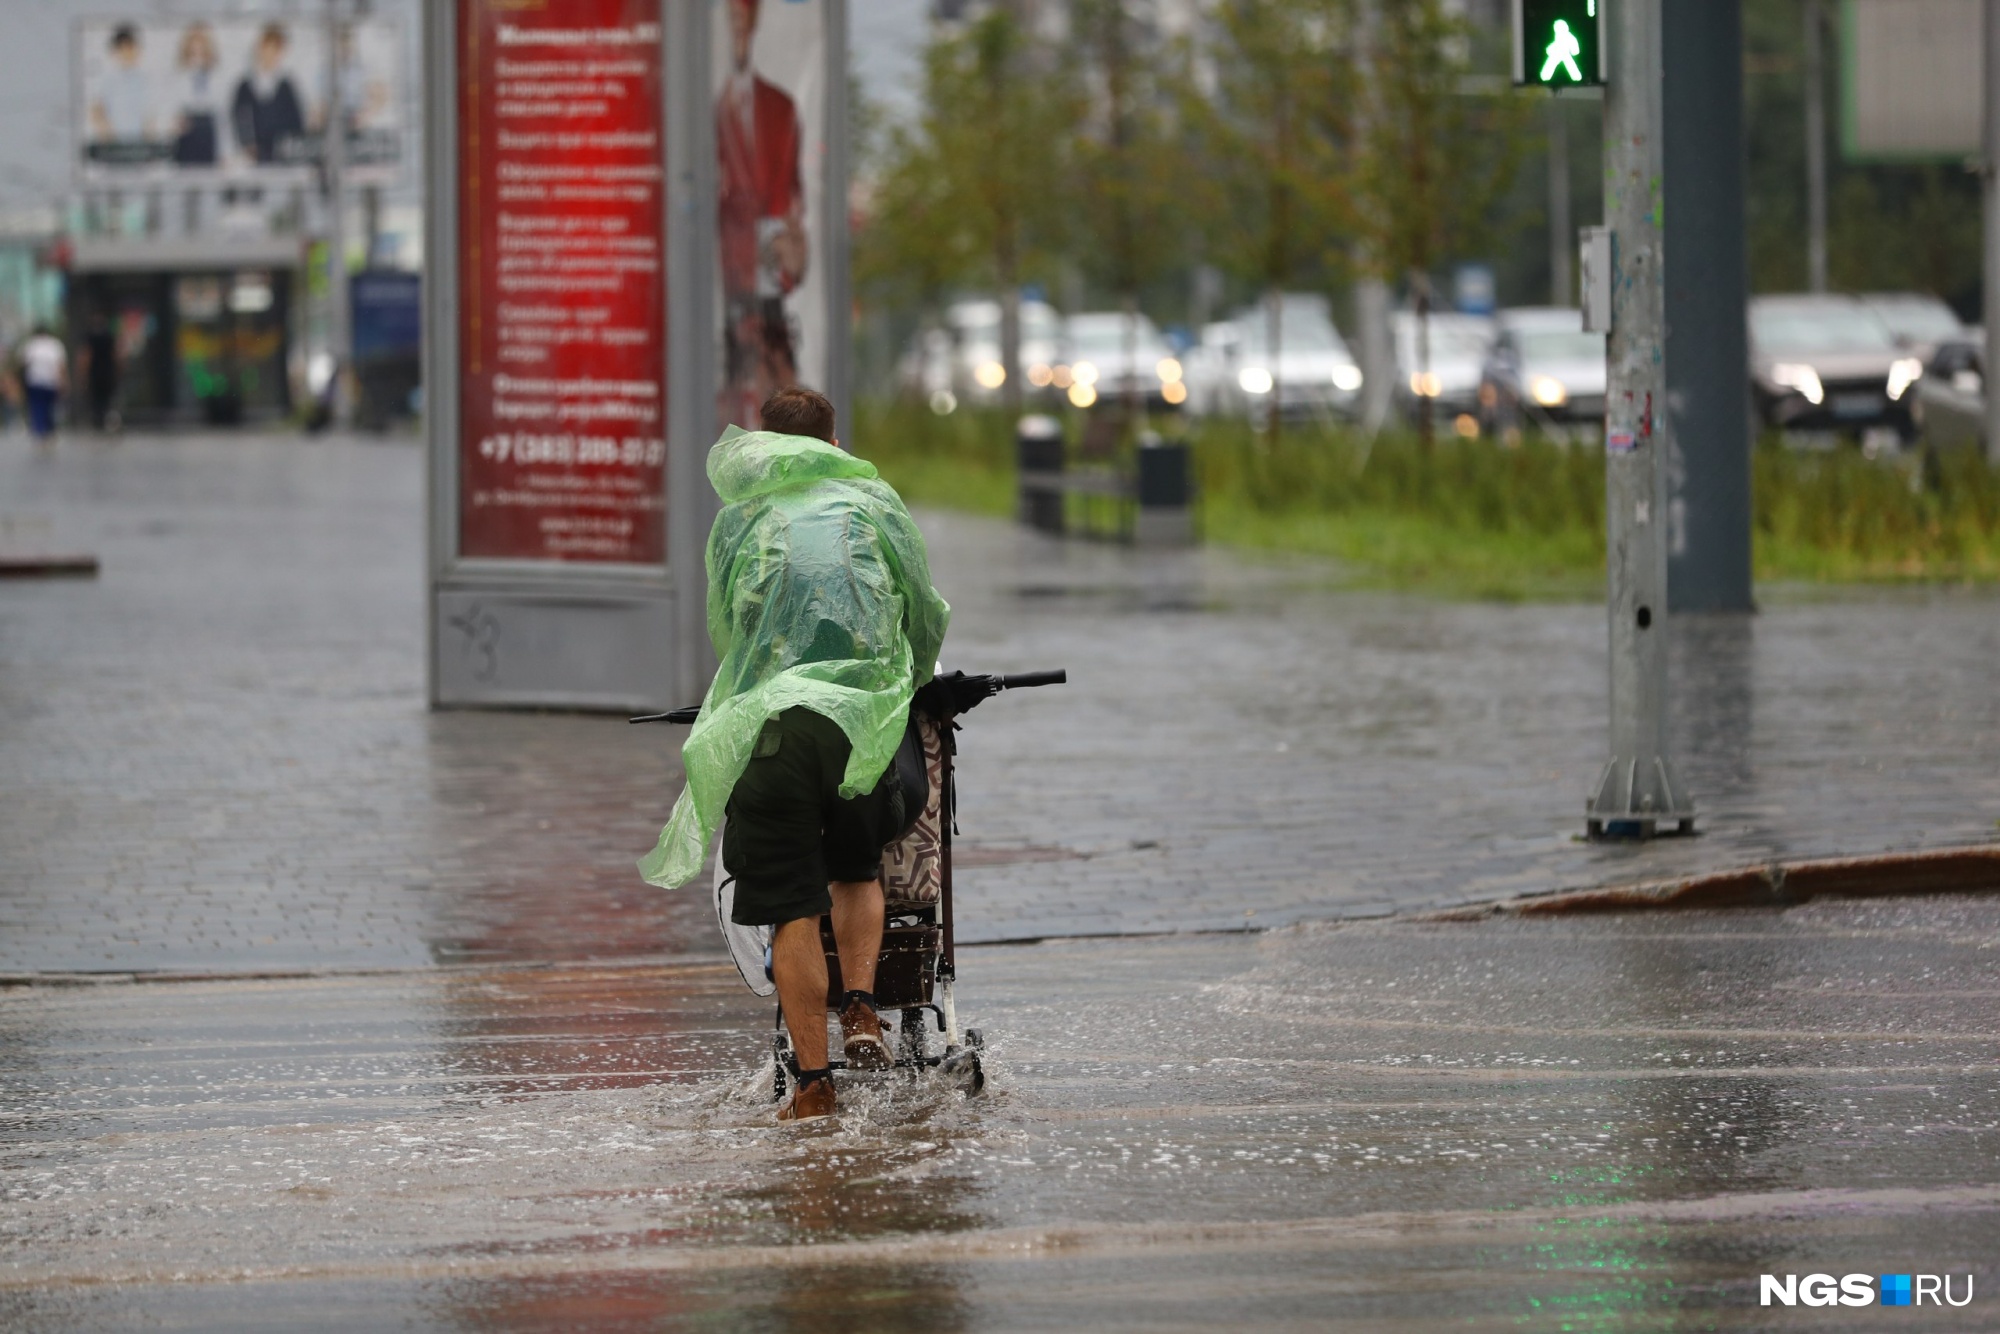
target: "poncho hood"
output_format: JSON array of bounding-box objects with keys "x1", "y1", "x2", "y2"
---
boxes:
[{"x1": 706, "y1": 426, "x2": 880, "y2": 504}]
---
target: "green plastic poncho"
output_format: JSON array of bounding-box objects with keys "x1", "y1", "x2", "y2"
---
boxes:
[{"x1": 637, "y1": 427, "x2": 950, "y2": 890}]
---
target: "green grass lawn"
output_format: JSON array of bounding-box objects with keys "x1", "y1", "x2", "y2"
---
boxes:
[{"x1": 852, "y1": 400, "x2": 2000, "y2": 600}]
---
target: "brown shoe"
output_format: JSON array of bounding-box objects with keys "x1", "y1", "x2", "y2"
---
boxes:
[
  {"x1": 839, "y1": 992, "x2": 893, "y2": 1071},
  {"x1": 778, "y1": 1071, "x2": 835, "y2": 1122}
]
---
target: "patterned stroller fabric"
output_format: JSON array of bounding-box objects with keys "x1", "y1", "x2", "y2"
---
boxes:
[{"x1": 882, "y1": 714, "x2": 946, "y2": 907}]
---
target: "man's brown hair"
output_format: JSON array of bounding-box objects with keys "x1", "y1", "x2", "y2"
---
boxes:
[{"x1": 759, "y1": 386, "x2": 836, "y2": 443}]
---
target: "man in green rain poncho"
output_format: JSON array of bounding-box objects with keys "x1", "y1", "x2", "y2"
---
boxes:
[{"x1": 639, "y1": 387, "x2": 949, "y2": 1123}]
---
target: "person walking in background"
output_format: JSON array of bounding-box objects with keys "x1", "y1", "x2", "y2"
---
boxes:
[
  {"x1": 17, "y1": 327, "x2": 68, "y2": 445},
  {"x1": 80, "y1": 313, "x2": 121, "y2": 433}
]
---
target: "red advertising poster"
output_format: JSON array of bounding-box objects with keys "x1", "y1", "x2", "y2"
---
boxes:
[{"x1": 457, "y1": 0, "x2": 666, "y2": 564}]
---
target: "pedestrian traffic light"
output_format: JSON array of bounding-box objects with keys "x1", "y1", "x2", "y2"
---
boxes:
[{"x1": 1513, "y1": 0, "x2": 1604, "y2": 88}]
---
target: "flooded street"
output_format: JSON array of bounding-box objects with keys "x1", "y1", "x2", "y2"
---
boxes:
[{"x1": 9, "y1": 898, "x2": 2000, "y2": 1329}]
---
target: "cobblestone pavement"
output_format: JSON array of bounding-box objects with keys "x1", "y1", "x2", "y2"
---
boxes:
[
  {"x1": 3, "y1": 430, "x2": 1997, "y2": 973},
  {"x1": 6, "y1": 898, "x2": 1999, "y2": 1328}
]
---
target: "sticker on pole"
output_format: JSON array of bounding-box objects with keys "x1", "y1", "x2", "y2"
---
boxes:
[{"x1": 1607, "y1": 430, "x2": 1636, "y2": 454}]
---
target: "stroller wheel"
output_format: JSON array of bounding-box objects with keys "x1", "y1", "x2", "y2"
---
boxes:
[{"x1": 942, "y1": 1048, "x2": 985, "y2": 1097}]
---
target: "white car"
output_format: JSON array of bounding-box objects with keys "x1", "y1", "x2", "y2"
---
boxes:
[
  {"x1": 1478, "y1": 307, "x2": 1607, "y2": 434},
  {"x1": 1857, "y1": 292, "x2": 1966, "y2": 361},
  {"x1": 1061, "y1": 311, "x2": 1180, "y2": 410},
  {"x1": 898, "y1": 297, "x2": 1065, "y2": 410},
  {"x1": 1182, "y1": 293, "x2": 1363, "y2": 421},
  {"x1": 1393, "y1": 310, "x2": 1495, "y2": 421}
]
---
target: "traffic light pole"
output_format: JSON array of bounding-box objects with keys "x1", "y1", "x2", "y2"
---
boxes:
[{"x1": 1586, "y1": 0, "x2": 1694, "y2": 839}]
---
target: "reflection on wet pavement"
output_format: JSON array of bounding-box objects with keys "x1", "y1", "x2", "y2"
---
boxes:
[
  {"x1": 7, "y1": 433, "x2": 2000, "y2": 974},
  {"x1": 6, "y1": 897, "x2": 1999, "y2": 1328}
]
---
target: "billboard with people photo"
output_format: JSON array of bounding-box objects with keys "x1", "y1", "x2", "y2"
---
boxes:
[
  {"x1": 75, "y1": 17, "x2": 404, "y2": 183},
  {"x1": 711, "y1": 0, "x2": 829, "y2": 432}
]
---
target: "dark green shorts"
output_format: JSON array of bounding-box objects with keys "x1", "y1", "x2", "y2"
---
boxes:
[{"x1": 722, "y1": 707, "x2": 905, "y2": 927}]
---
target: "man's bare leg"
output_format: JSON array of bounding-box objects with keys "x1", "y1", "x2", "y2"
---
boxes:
[
  {"x1": 830, "y1": 878, "x2": 890, "y2": 1067},
  {"x1": 829, "y1": 878, "x2": 883, "y2": 994},
  {"x1": 772, "y1": 915, "x2": 829, "y2": 1075}
]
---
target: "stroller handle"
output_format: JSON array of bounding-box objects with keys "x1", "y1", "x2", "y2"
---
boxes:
[
  {"x1": 628, "y1": 706, "x2": 702, "y2": 725},
  {"x1": 999, "y1": 669, "x2": 1066, "y2": 690}
]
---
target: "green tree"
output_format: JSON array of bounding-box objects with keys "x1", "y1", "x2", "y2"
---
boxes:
[
  {"x1": 1068, "y1": 0, "x2": 1200, "y2": 419},
  {"x1": 854, "y1": 8, "x2": 1079, "y2": 410},
  {"x1": 1352, "y1": 0, "x2": 1531, "y2": 442},
  {"x1": 1177, "y1": 0, "x2": 1358, "y2": 436}
]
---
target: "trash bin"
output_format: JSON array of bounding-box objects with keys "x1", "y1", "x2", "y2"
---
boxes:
[
  {"x1": 1135, "y1": 433, "x2": 1194, "y2": 548},
  {"x1": 1016, "y1": 414, "x2": 1065, "y2": 535}
]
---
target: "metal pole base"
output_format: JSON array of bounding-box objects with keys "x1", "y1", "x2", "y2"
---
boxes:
[{"x1": 1586, "y1": 754, "x2": 1697, "y2": 840}]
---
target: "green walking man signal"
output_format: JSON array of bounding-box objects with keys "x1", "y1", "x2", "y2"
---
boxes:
[{"x1": 1513, "y1": 0, "x2": 1604, "y2": 88}]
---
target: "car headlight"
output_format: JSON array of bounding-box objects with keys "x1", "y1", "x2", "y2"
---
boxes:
[
  {"x1": 1156, "y1": 357, "x2": 1183, "y2": 385},
  {"x1": 1408, "y1": 371, "x2": 1442, "y2": 398},
  {"x1": 1886, "y1": 356, "x2": 1923, "y2": 401},
  {"x1": 1770, "y1": 362, "x2": 1824, "y2": 405},
  {"x1": 973, "y1": 360, "x2": 1007, "y2": 390},
  {"x1": 1027, "y1": 363, "x2": 1054, "y2": 388},
  {"x1": 1067, "y1": 381, "x2": 1098, "y2": 409},
  {"x1": 1161, "y1": 380, "x2": 1188, "y2": 405},
  {"x1": 1331, "y1": 364, "x2": 1363, "y2": 392},
  {"x1": 1530, "y1": 375, "x2": 1567, "y2": 407},
  {"x1": 1071, "y1": 360, "x2": 1100, "y2": 387},
  {"x1": 1238, "y1": 367, "x2": 1274, "y2": 394}
]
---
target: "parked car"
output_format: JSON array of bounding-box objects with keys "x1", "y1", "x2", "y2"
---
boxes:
[
  {"x1": 1857, "y1": 292, "x2": 1966, "y2": 360},
  {"x1": 948, "y1": 298, "x2": 1065, "y2": 404},
  {"x1": 1062, "y1": 310, "x2": 1180, "y2": 410},
  {"x1": 897, "y1": 297, "x2": 1065, "y2": 410},
  {"x1": 1916, "y1": 332, "x2": 1984, "y2": 451},
  {"x1": 1393, "y1": 310, "x2": 1495, "y2": 422},
  {"x1": 1477, "y1": 307, "x2": 1606, "y2": 436},
  {"x1": 1749, "y1": 294, "x2": 1922, "y2": 440},
  {"x1": 1181, "y1": 293, "x2": 1363, "y2": 421}
]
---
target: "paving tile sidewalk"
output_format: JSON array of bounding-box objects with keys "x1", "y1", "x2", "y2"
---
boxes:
[{"x1": 2, "y1": 431, "x2": 1996, "y2": 974}]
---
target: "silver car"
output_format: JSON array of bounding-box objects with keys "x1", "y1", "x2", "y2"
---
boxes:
[
  {"x1": 1478, "y1": 307, "x2": 1607, "y2": 435},
  {"x1": 1750, "y1": 294, "x2": 1922, "y2": 441},
  {"x1": 1062, "y1": 311, "x2": 1180, "y2": 411},
  {"x1": 1393, "y1": 310, "x2": 1495, "y2": 422},
  {"x1": 1182, "y1": 293, "x2": 1363, "y2": 421},
  {"x1": 1857, "y1": 292, "x2": 1966, "y2": 361}
]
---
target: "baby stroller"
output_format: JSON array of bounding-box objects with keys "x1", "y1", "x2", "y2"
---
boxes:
[{"x1": 633, "y1": 669, "x2": 1066, "y2": 1100}]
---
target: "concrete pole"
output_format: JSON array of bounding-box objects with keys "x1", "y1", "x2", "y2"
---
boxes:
[
  {"x1": 1804, "y1": 0, "x2": 1829, "y2": 293},
  {"x1": 1985, "y1": 0, "x2": 2000, "y2": 466},
  {"x1": 325, "y1": 0, "x2": 352, "y2": 427},
  {"x1": 1548, "y1": 98, "x2": 1572, "y2": 308},
  {"x1": 1587, "y1": 0, "x2": 1694, "y2": 839}
]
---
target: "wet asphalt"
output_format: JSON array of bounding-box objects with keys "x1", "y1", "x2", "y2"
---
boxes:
[
  {"x1": 4, "y1": 430, "x2": 2000, "y2": 1327},
  {"x1": 7, "y1": 897, "x2": 2000, "y2": 1329}
]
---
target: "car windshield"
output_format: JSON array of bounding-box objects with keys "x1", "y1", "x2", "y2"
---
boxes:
[
  {"x1": 1751, "y1": 305, "x2": 1896, "y2": 354},
  {"x1": 1233, "y1": 317, "x2": 1346, "y2": 355},
  {"x1": 954, "y1": 304, "x2": 1063, "y2": 341},
  {"x1": 1398, "y1": 323, "x2": 1490, "y2": 361},
  {"x1": 1516, "y1": 329, "x2": 1604, "y2": 363},
  {"x1": 1069, "y1": 317, "x2": 1165, "y2": 356},
  {"x1": 1866, "y1": 299, "x2": 1962, "y2": 344}
]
